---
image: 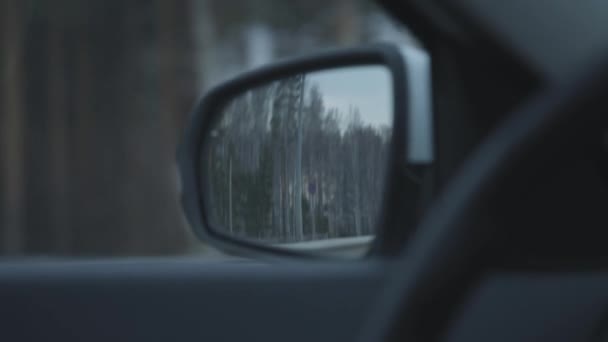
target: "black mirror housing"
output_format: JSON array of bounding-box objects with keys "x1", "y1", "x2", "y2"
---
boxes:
[{"x1": 178, "y1": 43, "x2": 433, "y2": 259}]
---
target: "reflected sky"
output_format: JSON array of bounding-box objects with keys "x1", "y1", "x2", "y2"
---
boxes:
[{"x1": 306, "y1": 65, "x2": 392, "y2": 129}]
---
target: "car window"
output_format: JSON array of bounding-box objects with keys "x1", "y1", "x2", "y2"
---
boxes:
[{"x1": 0, "y1": 0, "x2": 419, "y2": 257}]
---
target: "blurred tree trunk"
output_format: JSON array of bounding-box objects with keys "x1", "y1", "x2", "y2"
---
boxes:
[
  {"x1": 47, "y1": 13, "x2": 71, "y2": 252},
  {"x1": 192, "y1": 0, "x2": 218, "y2": 89},
  {"x1": 335, "y1": 0, "x2": 360, "y2": 44},
  {"x1": 14, "y1": 1, "x2": 197, "y2": 255},
  {"x1": 69, "y1": 3, "x2": 126, "y2": 254},
  {"x1": 0, "y1": 0, "x2": 26, "y2": 253},
  {"x1": 113, "y1": 0, "x2": 194, "y2": 254},
  {"x1": 22, "y1": 4, "x2": 55, "y2": 253},
  {"x1": 69, "y1": 8, "x2": 97, "y2": 254}
]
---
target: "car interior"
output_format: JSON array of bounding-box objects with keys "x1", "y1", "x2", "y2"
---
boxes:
[{"x1": 3, "y1": 1, "x2": 608, "y2": 341}]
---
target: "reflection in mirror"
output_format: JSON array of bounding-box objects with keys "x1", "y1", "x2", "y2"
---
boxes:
[{"x1": 204, "y1": 66, "x2": 392, "y2": 257}]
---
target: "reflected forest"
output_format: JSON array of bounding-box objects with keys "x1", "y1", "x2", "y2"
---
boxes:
[{"x1": 207, "y1": 73, "x2": 391, "y2": 243}]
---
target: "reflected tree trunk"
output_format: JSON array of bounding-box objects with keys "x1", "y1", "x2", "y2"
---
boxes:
[
  {"x1": 228, "y1": 156, "x2": 233, "y2": 234},
  {"x1": 293, "y1": 76, "x2": 305, "y2": 240},
  {"x1": 352, "y1": 133, "x2": 362, "y2": 235}
]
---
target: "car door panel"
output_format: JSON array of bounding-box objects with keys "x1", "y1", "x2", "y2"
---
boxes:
[{"x1": 0, "y1": 259, "x2": 388, "y2": 342}]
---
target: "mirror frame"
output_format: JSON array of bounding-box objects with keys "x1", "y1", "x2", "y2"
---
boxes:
[{"x1": 178, "y1": 43, "x2": 432, "y2": 259}]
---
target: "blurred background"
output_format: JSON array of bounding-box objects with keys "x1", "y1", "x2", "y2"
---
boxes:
[{"x1": 0, "y1": 0, "x2": 416, "y2": 257}]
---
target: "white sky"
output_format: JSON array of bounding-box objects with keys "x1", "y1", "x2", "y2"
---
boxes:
[{"x1": 306, "y1": 66, "x2": 392, "y2": 129}]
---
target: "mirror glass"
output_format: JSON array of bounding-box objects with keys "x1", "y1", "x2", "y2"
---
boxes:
[{"x1": 203, "y1": 66, "x2": 392, "y2": 258}]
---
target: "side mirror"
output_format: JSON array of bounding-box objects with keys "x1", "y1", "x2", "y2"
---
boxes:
[{"x1": 178, "y1": 44, "x2": 433, "y2": 259}]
